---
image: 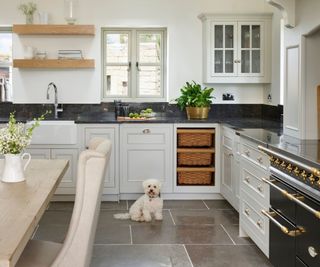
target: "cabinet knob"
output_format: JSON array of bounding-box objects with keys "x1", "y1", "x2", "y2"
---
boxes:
[
  {"x1": 308, "y1": 246, "x2": 318, "y2": 258},
  {"x1": 245, "y1": 208, "x2": 250, "y2": 216},
  {"x1": 257, "y1": 219, "x2": 263, "y2": 228},
  {"x1": 142, "y1": 129, "x2": 151, "y2": 134},
  {"x1": 245, "y1": 176, "x2": 250, "y2": 183},
  {"x1": 257, "y1": 156, "x2": 263, "y2": 163},
  {"x1": 257, "y1": 185, "x2": 263, "y2": 192},
  {"x1": 244, "y1": 150, "x2": 250, "y2": 156}
]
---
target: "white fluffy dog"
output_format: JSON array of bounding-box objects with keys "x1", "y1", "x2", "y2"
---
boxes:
[{"x1": 114, "y1": 179, "x2": 163, "y2": 222}]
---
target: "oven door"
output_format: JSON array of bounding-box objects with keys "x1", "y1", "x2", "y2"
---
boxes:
[
  {"x1": 296, "y1": 195, "x2": 320, "y2": 267},
  {"x1": 267, "y1": 208, "x2": 296, "y2": 267}
]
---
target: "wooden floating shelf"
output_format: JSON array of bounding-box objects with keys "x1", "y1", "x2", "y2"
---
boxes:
[
  {"x1": 13, "y1": 59, "x2": 95, "y2": 69},
  {"x1": 13, "y1": 24, "x2": 95, "y2": 35}
]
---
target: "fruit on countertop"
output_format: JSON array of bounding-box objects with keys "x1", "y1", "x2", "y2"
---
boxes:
[{"x1": 129, "y1": 112, "x2": 142, "y2": 119}]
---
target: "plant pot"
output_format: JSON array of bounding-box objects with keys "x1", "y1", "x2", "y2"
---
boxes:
[
  {"x1": 186, "y1": 107, "x2": 210, "y2": 120},
  {"x1": 1, "y1": 153, "x2": 31, "y2": 183}
]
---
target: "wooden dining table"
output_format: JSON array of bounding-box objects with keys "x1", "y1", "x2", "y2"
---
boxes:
[{"x1": 0, "y1": 159, "x2": 69, "y2": 267}]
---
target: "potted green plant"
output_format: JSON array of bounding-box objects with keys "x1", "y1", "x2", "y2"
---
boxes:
[{"x1": 175, "y1": 81, "x2": 214, "y2": 120}]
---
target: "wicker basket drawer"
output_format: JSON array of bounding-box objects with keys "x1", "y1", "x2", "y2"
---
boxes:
[
  {"x1": 177, "y1": 129, "x2": 215, "y2": 147},
  {"x1": 177, "y1": 167, "x2": 214, "y2": 185},
  {"x1": 177, "y1": 148, "x2": 214, "y2": 166}
]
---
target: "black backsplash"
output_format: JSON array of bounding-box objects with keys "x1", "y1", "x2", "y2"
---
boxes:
[{"x1": 0, "y1": 102, "x2": 283, "y2": 121}]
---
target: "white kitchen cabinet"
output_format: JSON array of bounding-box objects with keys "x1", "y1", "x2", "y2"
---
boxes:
[
  {"x1": 221, "y1": 126, "x2": 240, "y2": 211},
  {"x1": 25, "y1": 147, "x2": 78, "y2": 194},
  {"x1": 239, "y1": 137, "x2": 270, "y2": 257},
  {"x1": 120, "y1": 124, "x2": 173, "y2": 193},
  {"x1": 199, "y1": 13, "x2": 272, "y2": 83},
  {"x1": 51, "y1": 148, "x2": 79, "y2": 194},
  {"x1": 25, "y1": 148, "x2": 51, "y2": 159},
  {"x1": 82, "y1": 124, "x2": 119, "y2": 195}
]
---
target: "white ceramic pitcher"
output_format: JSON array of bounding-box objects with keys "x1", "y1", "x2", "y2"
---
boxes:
[{"x1": 1, "y1": 153, "x2": 31, "y2": 183}]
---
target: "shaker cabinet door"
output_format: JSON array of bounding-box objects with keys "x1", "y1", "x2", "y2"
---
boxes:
[
  {"x1": 120, "y1": 124, "x2": 173, "y2": 193},
  {"x1": 84, "y1": 126, "x2": 119, "y2": 194},
  {"x1": 51, "y1": 148, "x2": 78, "y2": 194}
]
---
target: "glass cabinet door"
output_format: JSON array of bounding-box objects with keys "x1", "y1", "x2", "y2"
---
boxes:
[
  {"x1": 238, "y1": 22, "x2": 263, "y2": 76},
  {"x1": 211, "y1": 23, "x2": 236, "y2": 76}
]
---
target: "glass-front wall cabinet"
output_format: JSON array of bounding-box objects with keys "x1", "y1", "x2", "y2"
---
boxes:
[
  {"x1": 201, "y1": 14, "x2": 271, "y2": 84},
  {"x1": 211, "y1": 22, "x2": 263, "y2": 77}
]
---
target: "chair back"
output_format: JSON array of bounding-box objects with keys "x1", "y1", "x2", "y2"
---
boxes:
[{"x1": 52, "y1": 138, "x2": 111, "y2": 267}]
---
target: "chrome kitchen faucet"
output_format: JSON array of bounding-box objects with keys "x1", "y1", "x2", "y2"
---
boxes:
[{"x1": 46, "y1": 82, "x2": 63, "y2": 119}]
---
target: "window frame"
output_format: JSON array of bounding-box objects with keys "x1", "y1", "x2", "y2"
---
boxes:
[{"x1": 101, "y1": 27, "x2": 167, "y2": 102}]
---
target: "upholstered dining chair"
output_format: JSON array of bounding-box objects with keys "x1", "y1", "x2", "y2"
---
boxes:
[{"x1": 16, "y1": 138, "x2": 112, "y2": 267}]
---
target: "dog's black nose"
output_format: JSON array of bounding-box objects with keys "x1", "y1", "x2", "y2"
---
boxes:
[{"x1": 150, "y1": 189, "x2": 153, "y2": 192}]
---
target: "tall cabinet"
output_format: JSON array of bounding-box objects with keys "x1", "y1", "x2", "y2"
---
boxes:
[{"x1": 199, "y1": 13, "x2": 272, "y2": 84}]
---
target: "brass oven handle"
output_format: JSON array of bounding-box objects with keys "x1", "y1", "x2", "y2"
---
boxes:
[
  {"x1": 261, "y1": 210, "x2": 303, "y2": 237},
  {"x1": 262, "y1": 177, "x2": 320, "y2": 220},
  {"x1": 261, "y1": 210, "x2": 291, "y2": 235}
]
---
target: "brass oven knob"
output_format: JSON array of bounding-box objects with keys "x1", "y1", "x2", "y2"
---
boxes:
[
  {"x1": 300, "y1": 170, "x2": 307, "y2": 181},
  {"x1": 275, "y1": 158, "x2": 281, "y2": 165},
  {"x1": 270, "y1": 156, "x2": 275, "y2": 163},
  {"x1": 280, "y1": 161, "x2": 287, "y2": 168},
  {"x1": 308, "y1": 174, "x2": 315, "y2": 185},
  {"x1": 317, "y1": 178, "x2": 320, "y2": 188},
  {"x1": 294, "y1": 167, "x2": 300, "y2": 176},
  {"x1": 286, "y1": 164, "x2": 293, "y2": 172}
]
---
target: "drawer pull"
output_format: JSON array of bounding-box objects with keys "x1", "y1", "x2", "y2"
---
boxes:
[
  {"x1": 308, "y1": 246, "x2": 318, "y2": 258},
  {"x1": 257, "y1": 185, "x2": 263, "y2": 192},
  {"x1": 245, "y1": 176, "x2": 250, "y2": 183},
  {"x1": 262, "y1": 177, "x2": 320, "y2": 220},
  {"x1": 228, "y1": 153, "x2": 234, "y2": 157},
  {"x1": 142, "y1": 129, "x2": 151, "y2": 134},
  {"x1": 244, "y1": 208, "x2": 250, "y2": 216},
  {"x1": 257, "y1": 156, "x2": 263, "y2": 163},
  {"x1": 261, "y1": 210, "x2": 304, "y2": 237},
  {"x1": 244, "y1": 150, "x2": 250, "y2": 156},
  {"x1": 256, "y1": 219, "x2": 263, "y2": 228}
]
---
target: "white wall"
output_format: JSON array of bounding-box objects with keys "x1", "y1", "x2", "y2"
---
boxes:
[
  {"x1": 283, "y1": 0, "x2": 320, "y2": 139},
  {"x1": 0, "y1": 0, "x2": 280, "y2": 104}
]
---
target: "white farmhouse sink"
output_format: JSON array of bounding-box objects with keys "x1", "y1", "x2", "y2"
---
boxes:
[{"x1": 27, "y1": 120, "x2": 77, "y2": 145}]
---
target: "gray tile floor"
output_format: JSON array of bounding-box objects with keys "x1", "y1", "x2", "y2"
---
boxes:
[{"x1": 34, "y1": 200, "x2": 272, "y2": 267}]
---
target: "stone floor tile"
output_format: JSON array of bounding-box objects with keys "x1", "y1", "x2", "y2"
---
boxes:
[
  {"x1": 221, "y1": 224, "x2": 254, "y2": 245},
  {"x1": 95, "y1": 224, "x2": 131, "y2": 244},
  {"x1": 48, "y1": 202, "x2": 74, "y2": 211},
  {"x1": 203, "y1": 199, "x2": 234, "y2": 210},
  {"x1": 132, "y1": 225, "x2": 233, "y2": 245},
  {"x1": 100, "y1": 200, "x2": 128, "y2": 210},
  {"x1": 91, "y1": 244, "x2": 193, "y2": 267},
  {"x1": 171, "y1": 209, "x2": 239, "y2": 225},
  {"x1": 185, "y1": 245, "x2": 272, "y2": 267},
  {"x1": 98, "y1": 210, "x2": 174, "y2": 226}
]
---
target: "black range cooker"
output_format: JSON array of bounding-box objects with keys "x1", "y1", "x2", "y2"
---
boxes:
[{"x1": 258, "y1": 146, "x2": 320, "y2": 267}]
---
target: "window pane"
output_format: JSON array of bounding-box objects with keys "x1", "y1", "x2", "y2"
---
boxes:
[
  {"x1": 252, "y1": 25, "x2": 261, "y2": 48},
  {"x1": 139, "y1": 33, "x2": 161, "y2": 63},
  {"x1": 138, "y1": 66, "x2": 161, "y2": 96},
  {"x1": 214, "y1": 50, "x2": 223, "y2": 73},
  {"x1": 0, "y1": 33, "x2": 12, "y2": 63},
  {"x1": 241, "y1": 25, "x2": 250, "y2": 48},
  {"x1": 105, "y1": 66, "x2": 129, "y2": 96},
  {"x1": 225, "y1": 50, "x2": 234, "y2": 73},
  {"x1": 252, "y1": 50, "x2": 260, "y2": 73},
  {"x1": 0, "y1": 32, "x2": 12, "y2": 102},
  {"x1": 106, "y1": 33, "x2": 129, "y2": 63},
  {"x1": 214, "y1": 25, "x2": 223, "y2": 48},
  {"x1": 241, "y1": 50, "x2": 250, "y2": 73},
  {"x1": 225, "y1": 25, "x2": 234, "y2": 49}
]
